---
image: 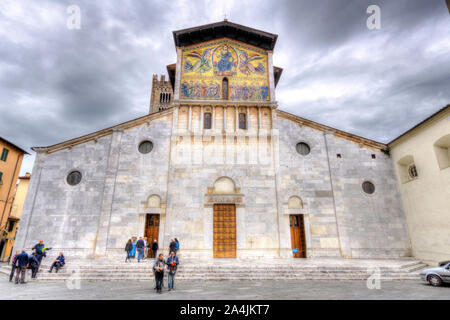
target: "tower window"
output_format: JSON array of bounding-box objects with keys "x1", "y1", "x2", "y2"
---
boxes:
[
  {"x1": 239, "y1": 113, "x2": 247, "y2": 130},
  {"x1": 222, "y1": 78, "x2": 229, "y2": 100},
  {"x1": 204, "y1": 112, "x2": 212, "y2": 129},
  {"x1": 159, "y1": 93, "x2": 171, "y2": 103}
]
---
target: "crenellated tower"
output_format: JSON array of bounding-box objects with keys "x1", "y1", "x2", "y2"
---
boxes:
[{"x1": 149, "y1": 74, "x2": 173, "y2": 114}]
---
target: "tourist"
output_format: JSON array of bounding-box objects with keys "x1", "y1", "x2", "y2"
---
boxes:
[
  {"x1": 153, "y1": 254, "x2": 166, "y2": 293},
  {"x1": 32, "y1": 240, "x2": 45, "y2": 267},
  {"x1": 174, "y1": 238, "x2": 180, "y2": 254},
  {"x1": 14, "y1": 249, "x2": 29, "y2": 284},
  {"x1": 125, "y1": 239, "x2": 133, "y2": 262},
  {"x1": 130, "y1": 237, "x2": 137, "y2": 258},
  {"x1": 49, "y1": 252, "x2": 65, "y2": 273},
  {"x1": 143, "y1": 237, "x2": 148, "y2": 259},
  {"x1": 136, "y1": 236, "x2": 145, "y2": 262},
  {"x1": 9, "y1": 250, "x2": 20, "y2": 282},
  {"x1": 151, "y1": 240, "x2": 158, "y2": 259},
  {"x1": 166, "y1": 251, "x2": 179, "y2": 291},
  {"x1": 169, "y1": 239, "x2": 177, "y2": 254},
  {"x1": 28, "y1": 252, "x2": 40, "y2": 279}
]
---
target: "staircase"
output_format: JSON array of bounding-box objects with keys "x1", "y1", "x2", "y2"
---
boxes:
[{"x1": 0, "y1": 258, "x2": 427, "y2": 282}]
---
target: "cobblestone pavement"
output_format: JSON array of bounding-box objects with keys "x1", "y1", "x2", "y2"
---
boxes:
[{"x1": 1, "y1": 278, "x2": 449, "y2": 300}]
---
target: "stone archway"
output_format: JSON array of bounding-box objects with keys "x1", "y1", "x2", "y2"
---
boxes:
[
  {"x1": 287, "y1": 196, "x2": 307, "y2": 258},
  {"x1": 205, "y1": 177, "x2": 244, "y2": 258}
]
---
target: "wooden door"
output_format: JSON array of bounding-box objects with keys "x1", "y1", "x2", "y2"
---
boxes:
[
  {"x1": 145, "y1": 214, "x2": 160, "y2": 257},
  {"x1": 289, "y1": 214, "x2": 306, "y2": 258},
  {"x1": 213, "y1": 204, "x2": 236, "y2": 258}
]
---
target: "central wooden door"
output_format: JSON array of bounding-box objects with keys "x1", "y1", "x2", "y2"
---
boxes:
[
  {"x1": 145, "y1": 214, "x2": 160, "y2": 257},
  {"x1": 213, "y1": 204, "x2": 236, "y2": 258},
  {"x1": 290, "y1": 214, "x2": 306, "y2": 258}
]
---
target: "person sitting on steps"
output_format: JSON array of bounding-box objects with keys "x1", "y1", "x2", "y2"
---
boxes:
[{"x1": 49, "y1": 252, "x2": 65, "y2": 273}]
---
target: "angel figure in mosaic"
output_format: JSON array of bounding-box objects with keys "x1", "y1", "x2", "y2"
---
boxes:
[
  {"x1": 238, "y1": 50, "x2": 266, "y2": 76},
  {"x1": 184, "y1": 49, "x2": 212, "y2": 73}
]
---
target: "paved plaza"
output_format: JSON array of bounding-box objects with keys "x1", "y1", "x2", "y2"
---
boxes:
[{"x1": 1, "y1": 277, "x2": 449, "y2": 300}]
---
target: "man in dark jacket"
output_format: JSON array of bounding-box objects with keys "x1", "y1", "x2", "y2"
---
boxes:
[
  {"x1": 153, "y1": 254, "x2": 166, "y2": 293},
  {"x1": 15, "y1": 249, "x2": 29, "y2": 284},
  {"x1": 9, "y1": 251, "x2": 20, "y2": 282},
  {"x1": 166, "y1": 251, "x2": 179, "y2": 291},
  {"x1": 169, "y1": 239, "x2": 177, "y2": 254},
  {"x1": 28, "y1": 252, "x2": 39, "y2": 279},
  {"x1": 32, "y1": 240, "x2": 45, "y2": 267},
  {"x1": 49, "y1": 252, "x2": 65, "y2": 273},
  {"x1": 151, "y1": 240, "x2": 158, "y2": 259},
  {"x1": 136, "y1": 237, "x2": 145, "y2": 262}
]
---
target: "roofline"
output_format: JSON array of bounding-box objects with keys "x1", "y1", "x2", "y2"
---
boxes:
[
  {"x1": 387, "y1": 104, "x2": 450, "y2": 146},
  {"x1": 31, "y1": 105, "x2": 396, "y2": 155},
  {"x1": 276, "y1": 109, "x2": 386, "y2": 150},
  {"x1": 173, "y1": 20, "x2": 278, "y2": 41},
  {"x1": 0, "y1": 137, "x2": 30, "y2": 155},
  {"x1": 32, "y1": 107, "x2": 174, "y2": 154},
  {"x1": 172, "y1": 20, "x2": 278, "y2": 51}
]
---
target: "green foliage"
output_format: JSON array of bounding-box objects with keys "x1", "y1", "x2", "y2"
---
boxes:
[{"x1": 381, "y1": 147, "x2": 390, "y2": 156}]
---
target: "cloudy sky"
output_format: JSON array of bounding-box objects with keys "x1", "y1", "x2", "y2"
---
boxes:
[{"x1": 1, "y1": 0, "x2": 449, "y2": 174}]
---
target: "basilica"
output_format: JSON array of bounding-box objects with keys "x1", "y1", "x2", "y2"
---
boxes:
[{"x1": 14, "y1": 21, "x2": 412, "y2": 260}]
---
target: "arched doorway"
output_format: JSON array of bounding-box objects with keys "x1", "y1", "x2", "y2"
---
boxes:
[
  {"x1": 212, "y1": 177, "x2": 237, "y2": 258},
  {"x1": 288, "y1": 196, "x2": 307, "y2": 258},
  {"x1": 145, "y1": 195, "x2": 162, "y2": 257}
]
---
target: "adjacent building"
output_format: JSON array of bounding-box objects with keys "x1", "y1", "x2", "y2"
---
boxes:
[
  {"x1": 0, "y1": 137, "x2": 29, "y2": 260},
  {"x1": 389, "y1": 105, "x2": 450, "y2": 265},
  {"x1": 0, "y1": 173, "x2": 31, "y2": 261},
  {"x1": 14, "y1": 21, "x2": 413, "y2": 260}
]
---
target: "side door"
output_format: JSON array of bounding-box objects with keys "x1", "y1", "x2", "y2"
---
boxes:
[{"x1": 441, "y1": 263, "x2": 450, "y2": 283}]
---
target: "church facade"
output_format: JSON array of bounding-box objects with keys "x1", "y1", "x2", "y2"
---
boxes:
[{"x1": 14, "y1": 21, "x2": 411, "y2": 259}]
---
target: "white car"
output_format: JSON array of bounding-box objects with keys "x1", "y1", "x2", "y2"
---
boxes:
[{"x1": 420, "y1": 262, "x2": 450, "y2": 287}]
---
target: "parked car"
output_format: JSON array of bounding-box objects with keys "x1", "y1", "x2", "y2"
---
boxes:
[{"x1": 420, "y1": 262, "x2": 450, "y2": 286}]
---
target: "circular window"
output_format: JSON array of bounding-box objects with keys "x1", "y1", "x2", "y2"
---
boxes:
[
  {"x1": 67, "y1": 171, "x2": 82, "y2": 186},
  {"x1": 138, "y1": 141, "x2": 153, "y2": 154},
  {"x1": 362, "y1": 181, "x2": 375, "y2": 194},
  {"x1": 296, "y1": 142, "x2": 310, "y2": 156}
]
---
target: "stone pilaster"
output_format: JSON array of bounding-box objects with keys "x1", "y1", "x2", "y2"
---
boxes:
[{"x1": 93, "y1": 128, "x2": 124, "y2": 257}]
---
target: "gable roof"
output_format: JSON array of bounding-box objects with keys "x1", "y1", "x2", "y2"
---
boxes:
[
  {"x1": 173, "y1": 20, "x2": 278, "y2": 51},
  {"x1": 32, "y1": 108, "x2": 174, "y2": 154},
  {"x1": 0, "y1": 137, "x2": 30, "y2": 155},
  {"x1": 276, "y1": 109, "x2": 386, "y2": 150}
]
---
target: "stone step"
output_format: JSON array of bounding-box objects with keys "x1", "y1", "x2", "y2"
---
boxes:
[
  {"x1": 0, "y1": 266, "x2": 421, "y2": 277},
  {"x1": 3, "y1": 273, "x2": 419, "y2": 281},
  {"x1": 403, "y1": 263, "x2": 428, "y2": 272},
  {"x1": 32, "y1": 269, "x2": 421, "y2": 275},
  {"x1": 21, "y1": 276, "x2": 420, "y2": 282},
  {"x1": 0, "y1": 260, "x2": 423, "y2": 282},
  {"x1": 30, "y1": 264, "x2": 422, "y2": 271}
]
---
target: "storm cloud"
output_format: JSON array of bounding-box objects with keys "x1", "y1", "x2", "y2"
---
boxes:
[{"x1": 0, "y1": 0, "x2": 449, "y2": 174}]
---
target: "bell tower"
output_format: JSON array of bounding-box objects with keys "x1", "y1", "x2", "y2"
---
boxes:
[{"x1": 149, "y1": 74, "x2": 173, "y2": 114}]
